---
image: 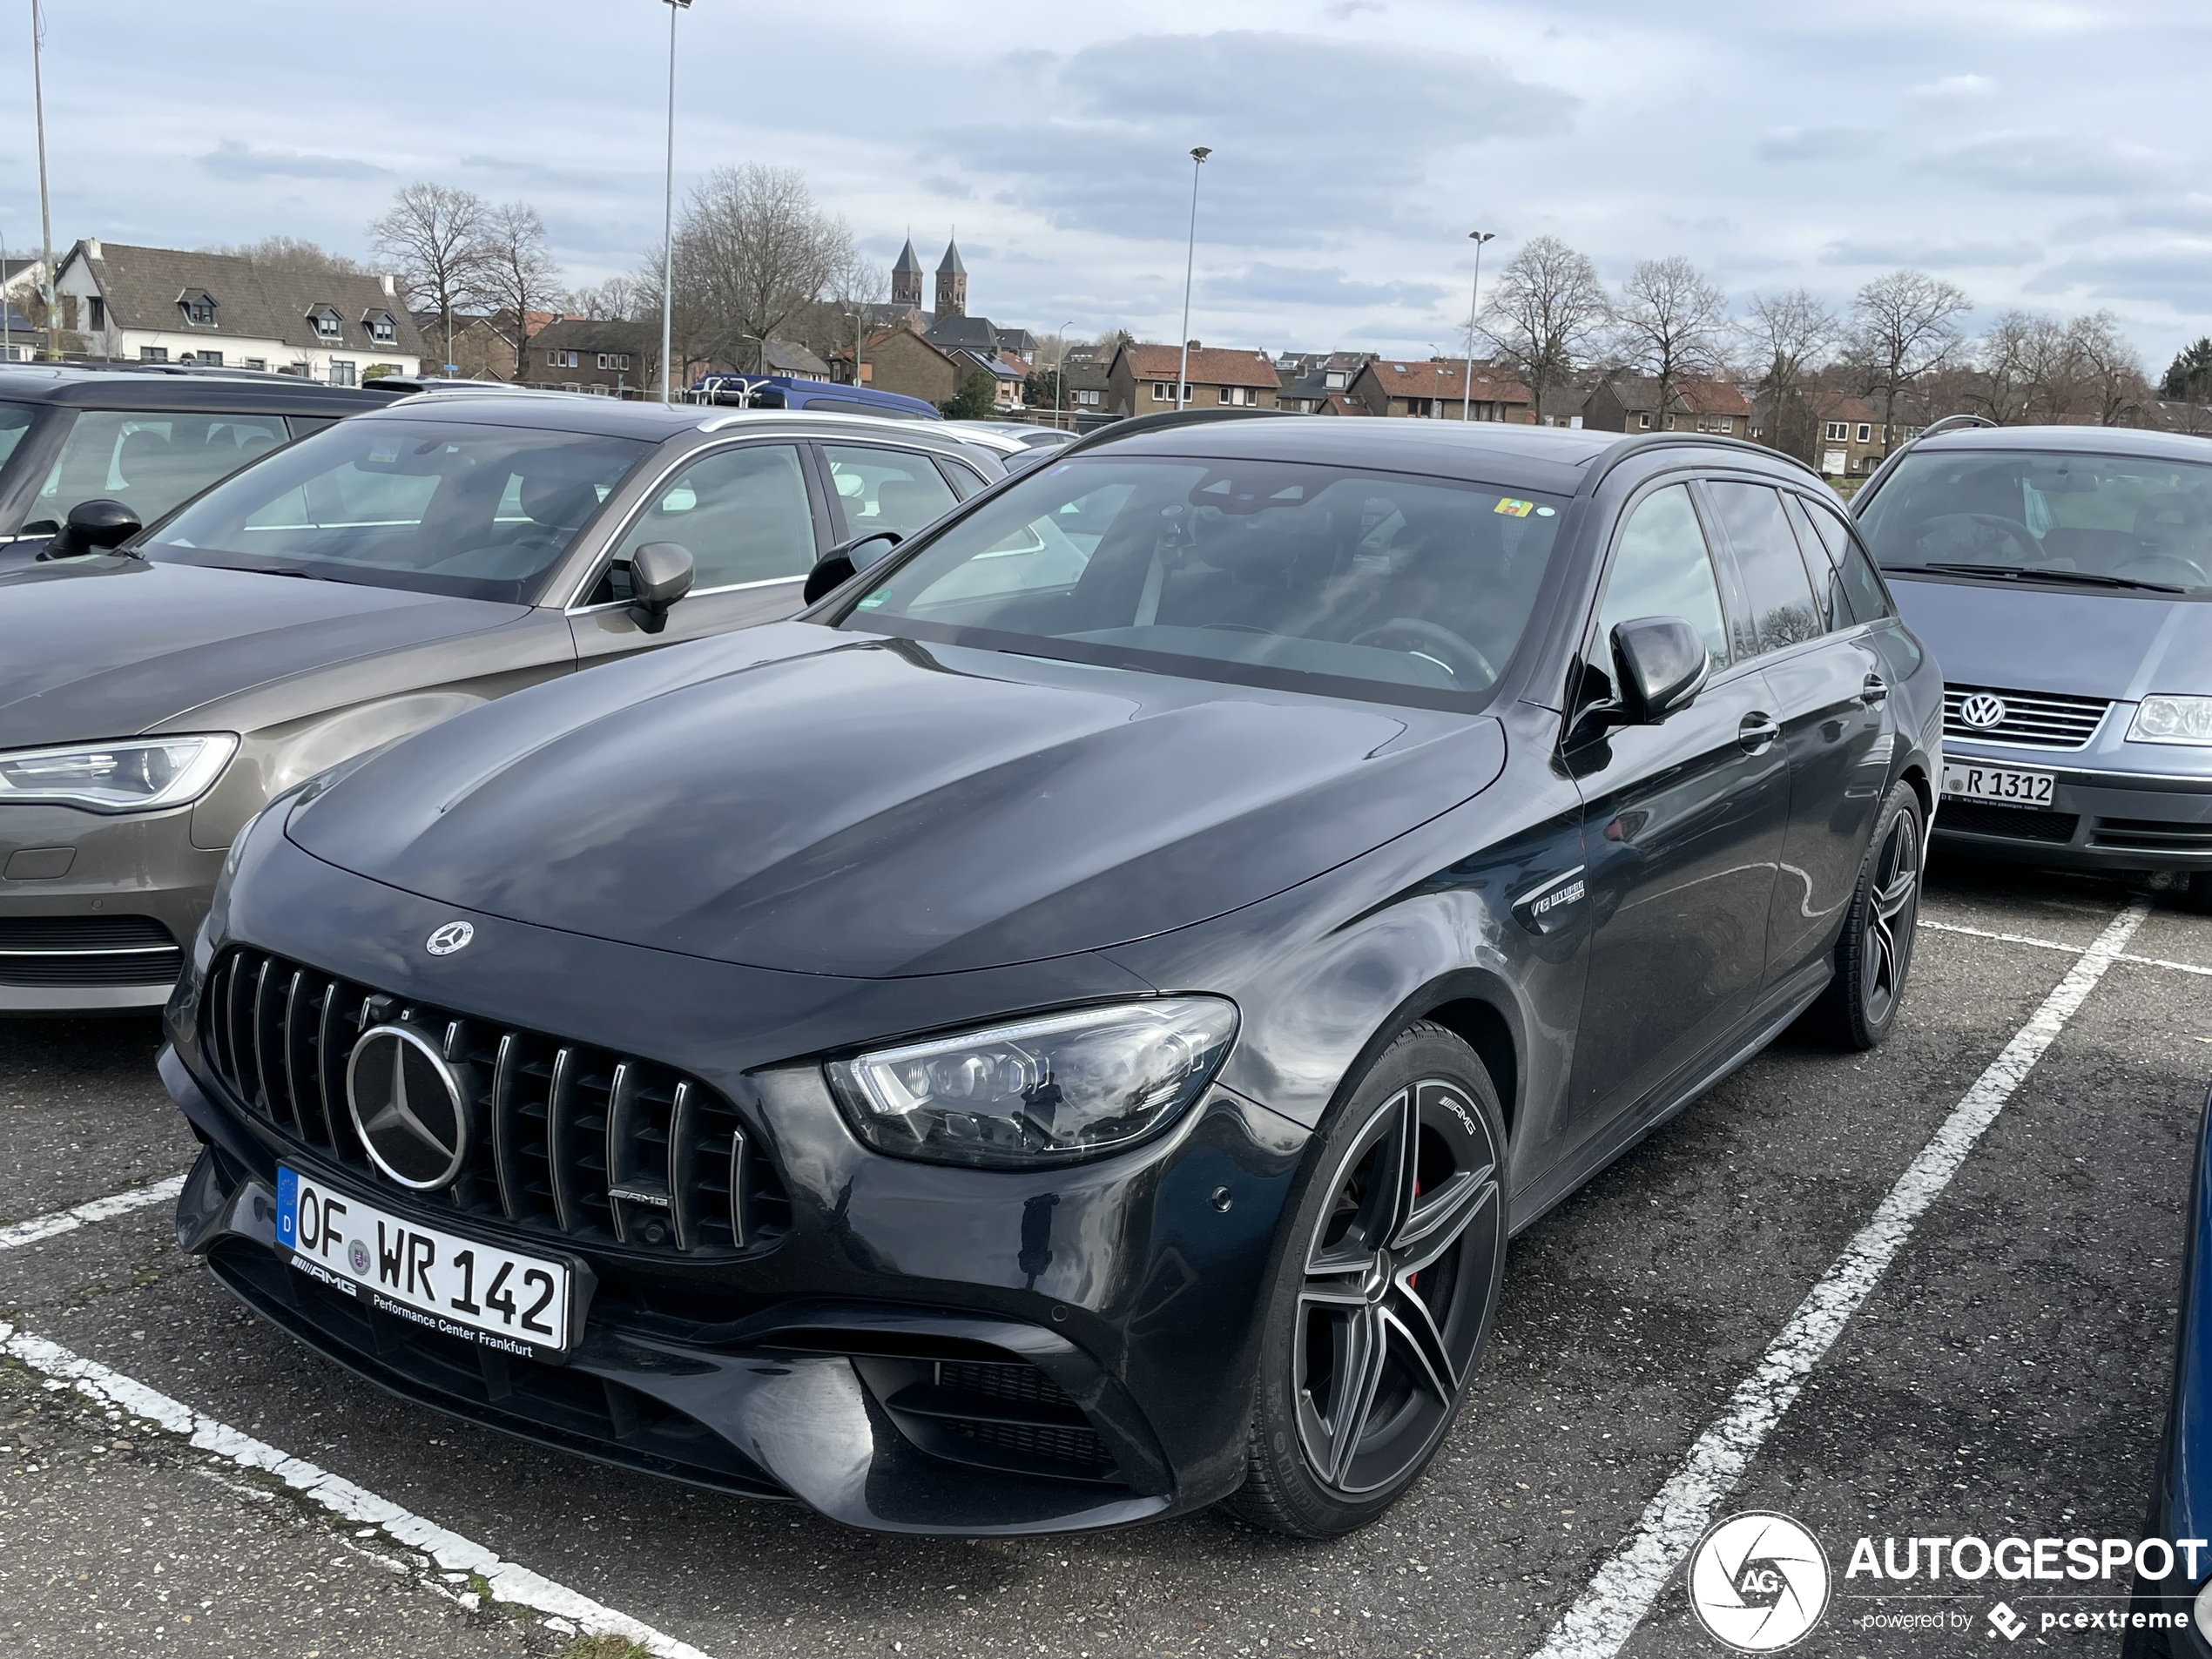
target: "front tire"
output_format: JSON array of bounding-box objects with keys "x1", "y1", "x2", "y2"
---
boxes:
[
  {"x1": 2182, "y1": 871, "x2": 2212, "y2": 915},
  {"x1": 1808, "y1": 779, "x2": 1924, "y2": 1049},
  {"x1": 1227, "y1": 1023, "x2": 1508, "y2": 1538}
]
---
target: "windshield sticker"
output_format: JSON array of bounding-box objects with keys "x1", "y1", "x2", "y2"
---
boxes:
[
  {"x1": 1536, "y1": 506, "x2": 1557, "y2": 516},
  {"x1": 1495, "y1": 497, "x2": 1534, "y2": 517},
  {"x1": 855, "y1": 594, "x2": 888, "y2": 610}
]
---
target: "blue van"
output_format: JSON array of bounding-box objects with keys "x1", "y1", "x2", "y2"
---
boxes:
[{"x1": 692, "y1": 374, "x2": 941, "y2": 421}]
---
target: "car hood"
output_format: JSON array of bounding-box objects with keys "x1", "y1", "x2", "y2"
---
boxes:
[
  {"x1": 0, "y1": 556, "x2": 531, "y2": 747},
  {"x1": 1888, "y1": 574, "x2": 2212, "y2": 699},
  {"x1": 287, "y1": 622, "x2": 1508, "y2": 977}
]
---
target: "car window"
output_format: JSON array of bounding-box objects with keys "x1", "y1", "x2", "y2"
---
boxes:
[
  {"x1": 1800, "y1": 494, "x2": 1894, "y2": 623},
  {"x1": 938, "y1": 458, "x2": 989, "y2": 500},
  {"x1": 29, "y1": 409, "x2": 289, "y2": 534},
  {"x1": 143, "y1": 417, "x2": 650, "y2": 604},
  {"x1": 1779, "y1": 493, "x2": 1852, "y2": 632},
  {"x1": 1705, "y1": 482, "x2": 1821, "y2": 658},
  {"x1": 823, "y1": 444, "x2": 959, "y2": 539},
  {"x1": 1857, "y1": 447, "x2": 2212, "y2": 596},
  {"x1": 0, "y1": 401, "x2": 37, "y2": 477},
  {"x1": 1595, "y1": 484, "x2": 1730, "y2": 673},
  {"x1": 610, "y1": 442, "x2": 815, "y2": 592},
  {"x1": 848, "y1": 455, "x2": 1568, "y2": 709}
]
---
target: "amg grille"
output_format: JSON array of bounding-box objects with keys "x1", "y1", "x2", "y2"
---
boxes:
[
  {"x1": 199, "y1": 946, "x2": 788, "y2": 1258},
  {"x1": 1939, "y1": 803, "x2": 2080, "y2": 844},
  {"x1": 1943, "y1": 684, "x2": 2109, "y2": 751},
  {"x1": 0, "y1": 915, "x2": 181, "y2": 987}
]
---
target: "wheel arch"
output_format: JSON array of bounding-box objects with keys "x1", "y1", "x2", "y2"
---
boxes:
[{"x1": 1321, "y1": 968, "x2": 1529, "y2": 1150}]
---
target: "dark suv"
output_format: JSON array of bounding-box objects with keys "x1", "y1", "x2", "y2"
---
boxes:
[{"x1": 0, "y1": 364, "x2": 408, "y2": 564}]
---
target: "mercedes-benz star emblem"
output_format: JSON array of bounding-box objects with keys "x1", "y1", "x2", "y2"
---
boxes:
[
  {"x1": 347, "y1": 1024, "x2": 472, "y2": 1190},
  {"x1": 425, "y1": 920, "x2": 475, "y2": 956},
  {"x1": 1959, "y1": 692, "x2": 2008, "y2": 730}
]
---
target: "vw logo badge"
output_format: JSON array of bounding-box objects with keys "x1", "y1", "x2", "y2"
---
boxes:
[
  {"x1": 425, "y1": 920, "x2": 475, "y2": 956},
  {"x1": 346, "y1": 1024, "x2": 473, "y2": 1190},
  {"x1": 1687, "y1": 1511, "x2": 1831, "y2": 1651},
  {"x1": 1959, "y1": 692, "x2": 2007, "y2": 730}
]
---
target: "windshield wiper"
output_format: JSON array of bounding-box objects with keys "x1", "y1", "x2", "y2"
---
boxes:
[{"x1": 1883, "y1": 561, "x2": 2187, "y2": 594}]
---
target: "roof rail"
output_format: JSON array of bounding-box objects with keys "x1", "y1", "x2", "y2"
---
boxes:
[
  {"x1": 1587, "y1": 430, "x2": 1822, "y2": 493},
  {"x1": 1046, "y1": 405, "x2": 1291, "y2": 462},
  {"x1": 1914, "y1": 413, "x2": 1999, "y2": 441},
  {"x1": 1852, "y1": 412, "x2": 2000, "y2": 504}
]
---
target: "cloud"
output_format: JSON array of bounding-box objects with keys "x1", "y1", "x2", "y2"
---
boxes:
[
  {"x1": 1757, "y1": 126, "x2": 1876, "y2": 164},
  {"x1": 1920, "y1": 132, "x2": 2176, "y2": 195},
  {"x1": 927, "y1": 31, "x2": 1575, "y2": 247},
  {"x1": 2025, "y1": 246, "x2": 2212, "y2": 310},
  {"x1": 1325, "y1": 1, "x2": 1385, "y2": 16},
  {"x1": 1819, "y1": 237, "x2": 2042, "y2": 267},
  {"x1": 1211, "y1": 262, "x2": 1448, "y2": 310},
  {"x1": 1910, "y1": 72, "x2": 1996, "y2": 98},
  {"x1": 198, "y1": 139, "x2": 388, "y2": 182},
  {"x1": 916, "y1": 174, "x2": 973, "y2": 200}
]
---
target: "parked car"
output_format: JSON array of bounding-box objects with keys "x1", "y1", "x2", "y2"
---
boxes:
[
  {"x1": 1854, "y1": 421, "x2": 2212, "y2": 907},
  {"x1": 694, "y1": 374, "x2": 941, "y2": 421},
  {"x1": 0, "y1": 363, "x2": 406, "y2": 566},
  {"x1": 948, "y1": 420, "x2": 1080, "y2": 471},
  {"x1": 2127, "y1": 1084, "x2": 2212, "y2": 1655},
  {"x1": 0, "y1": 395, "x2": 1004, "y2": 1012},
  {"x1": 163, "y1": 413, "x2": 1937, "y2": 1537}
]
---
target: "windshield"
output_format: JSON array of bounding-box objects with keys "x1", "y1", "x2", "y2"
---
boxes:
[
  {"x1": 143, "y1": 417, "x2": 651, "y2": 603},
  {"x1": 0, "y1": 401, "x2": 36, "y2": 482},
  {"x1": 1859, "y1": 448, "x2": 2212, "y2": 596},
  {"x1": 25, "y1": 407, "x2": 296, "y2": 536},
  {"x1": 841, "y1": 455, "x2": 1568, "y2": 709}
]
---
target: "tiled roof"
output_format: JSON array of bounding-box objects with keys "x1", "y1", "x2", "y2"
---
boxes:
[
  {"x1": 1365, "y1": 358, "x2": 1532, "y2": 404},
  {"x1": 69, "y1": 240, "x2": 423, "y2": 357},
  {"x1": 530, "y1": 317, "x2": 652, "y2": 355},
  {"x1": 1602, "y1": 374, "x2": 1750, "y2": 417},
  {"x1": 1119, "y1": 342, "x2": 1279, "y2": 388},
  {"x1": 893, "y1": 238, "x2": 923, "y2": 274}
]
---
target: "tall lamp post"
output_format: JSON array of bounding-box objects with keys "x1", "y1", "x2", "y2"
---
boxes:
[
  {"x1": 1461, "y1": 230, "x2": 1494, "y2": 422},
  {"x1": 31, "y1": 0, "x2": 56, "y2": 362},
  {"x1": 1053, "y1": 316, "x2": 1075, "y2": 430},
  {"x1": 1176, "y1": 147, "x2": 1211, "y2": 409},
  {"x1": 658, "y1": 0, "x2": 691, "y2": 406}
]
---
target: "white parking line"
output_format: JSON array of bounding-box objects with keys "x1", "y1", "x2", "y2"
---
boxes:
[
  {"x1": 1532, "y1": 899, "x2": 2150, "y2": 1659},
  {"x1": 1920, "y1": 915, "x2": 2212, "y2": 978},
  {"x1": 0, "y1": 1172, "x2": 187, "y2": 1253},
  {"x1": 0, "y1": 1319, "x2": 718, "y2": 1659}
]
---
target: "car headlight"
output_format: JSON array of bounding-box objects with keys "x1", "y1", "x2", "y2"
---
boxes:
[
  {"x1": 827, "y1": 997, "x2": 1239, "y2": 1169},
  {"x1": 0, "y1": 734, "x2": 239, "y2": 813},
  {"x1": 2128, "y1": 696, "x2": 2212, "y2": 746}
]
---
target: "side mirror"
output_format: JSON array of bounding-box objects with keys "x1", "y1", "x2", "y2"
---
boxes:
[
  {"x1": 41, "y1": 497, "x2": 144, "y2": 560},
  {"x1": 1611, "y1": 616, "x2": 1710, "y2": 724},
  {"x1": 627, "y1": 541, "x2": 695, "y2": 635},
  {"x1": 801, "y1": 529, "x2": 901, "y2": 605}
]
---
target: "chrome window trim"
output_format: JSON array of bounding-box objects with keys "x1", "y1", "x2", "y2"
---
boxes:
[{"x1": 565, "y1": 571, "x2": 805, "y2": 617}]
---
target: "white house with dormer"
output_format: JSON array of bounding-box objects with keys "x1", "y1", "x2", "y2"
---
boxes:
[{"x1": 49, "y1": 239, "x2": 426, "y2": 382}]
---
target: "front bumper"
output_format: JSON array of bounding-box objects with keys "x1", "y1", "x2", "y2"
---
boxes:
[
  {"x1": 160, "y1": 830, "x2": 1308, "y2": 1534},
  {"x1": 0, "y1": 800, "x2": 220, "y2": 1013},
  {"x1": 1934, "y1": 736, "x2": 2212, "y2": 875}
]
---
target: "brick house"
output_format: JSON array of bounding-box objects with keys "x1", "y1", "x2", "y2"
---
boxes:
[
  {"x1": 1345, "y1": 358, "x2": 1534, "y2": 421},
  {"x1": 527, "y1": 318, "x2": 655, "y2": 395},
  {"x1": 1278, "y1": 351, "x2": 1373, "y2": 413},
  {"x1": 860, "y1": 327, "x2": 966, "y2": 408},
  {"x1": 1106, "y1": 342, "x2": 1279, "y2": 417},
  {"x1": 1581, "y1": 375, "x2": 1752, "y2": 436}
]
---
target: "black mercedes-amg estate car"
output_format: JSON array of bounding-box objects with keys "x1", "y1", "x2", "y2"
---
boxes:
[{"x1": 163, "y1": 411, "x2": 1939, "y2": 1538}]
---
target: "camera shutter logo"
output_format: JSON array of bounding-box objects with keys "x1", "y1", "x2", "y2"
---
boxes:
[
  {"x1": 1959, "y1": 693, "x2": 2008, "y2": 731},
  {"x1": 1687, "y1": 1511, "x2": 1831, "y2": 1651},
  {"x1": 425, "y1": 920, "x2": 474, "y2": 956},
  {"x1": 347, "y1": 1024, "x2": 473, "y2": 1191}
]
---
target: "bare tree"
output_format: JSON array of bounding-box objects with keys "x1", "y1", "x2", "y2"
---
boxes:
[
  {"x1": 2069, "y1": 310, "x2": 2149, "y2": 427},
  {"x1": 475, "y1": 202, "x2": 565, "y2": 381},
  {"x1": 368, "y1": 182, "x2": 492, "y2": 373},
  {"x1": 1741, "y1": 287, "x2": 1838, "y2": 461},
  {"x1": 207, "y1": 236, "x2": 367, "y2": 275},
  {"x1": 1612, "y1": 256, "x2": 1729, "y2": 428},
  {"x1": 671, "y1": 164, "x2": 859, "y2": 372},
  {"x1": 1848, "y1": 269, "x2": 1973, "y2": 449},
  {"x1": 567, "y1": 275, "x2": 639, "y2": 321},
  {"x1": 1478, "y1": 235, "x2": 1608, "y2": 423}
]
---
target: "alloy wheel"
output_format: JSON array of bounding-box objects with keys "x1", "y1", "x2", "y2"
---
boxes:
[
  {"x1": 1294, "y1": 1078, "x2": 1502, "y2": 1497},
  {"x1": 1861, "y1": 808, "x2": 1921, "y2": 1026}
]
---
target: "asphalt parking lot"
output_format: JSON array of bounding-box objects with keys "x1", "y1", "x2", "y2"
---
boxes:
[{"x1": 2, "y1": 854, "x2": 2207, "y2": 1659}]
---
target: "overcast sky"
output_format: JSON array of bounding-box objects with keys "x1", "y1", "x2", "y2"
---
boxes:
[{"x1": 5, "y1": 0, "x2": 2209, "y2": 368}]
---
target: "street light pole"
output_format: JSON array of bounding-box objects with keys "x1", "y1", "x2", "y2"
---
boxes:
[
  {"x1": 659, "y1": 0, "x2": 691, "y2": 406},
  {"x1": 1055, "y1": 317, "x2": 1074, "y2": 430},
  {"x1": 1177, "y1": 147, "x2": 1210, "y2": 410},
  {"x1": 1461, "y1": 230, "x2": 1494, "y2": 422},
  {"x1": 31, "y1": 0, "x2": 56, "y2": 362}
]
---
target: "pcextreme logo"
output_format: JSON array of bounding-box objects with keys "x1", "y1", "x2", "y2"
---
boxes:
[{"x1": 1688, "y1": 1512, "x2": 1832, "y2": 1651}]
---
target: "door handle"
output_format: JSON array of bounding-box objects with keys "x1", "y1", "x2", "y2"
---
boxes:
[
  {"x1": 1738, "y1": 712, "x2": 1781, "y2": 753},
  {"x1": 1860, "y1": 673, "x2": 1889, "y2": 705}
]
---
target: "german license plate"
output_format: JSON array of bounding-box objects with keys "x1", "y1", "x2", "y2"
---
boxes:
[
  {"x1": 1942, "y1": 760, "x2": 2056, "y2": 809},
  {"x1": 273, "y1": 1166, "x2": 575, "y2": 1354}
]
